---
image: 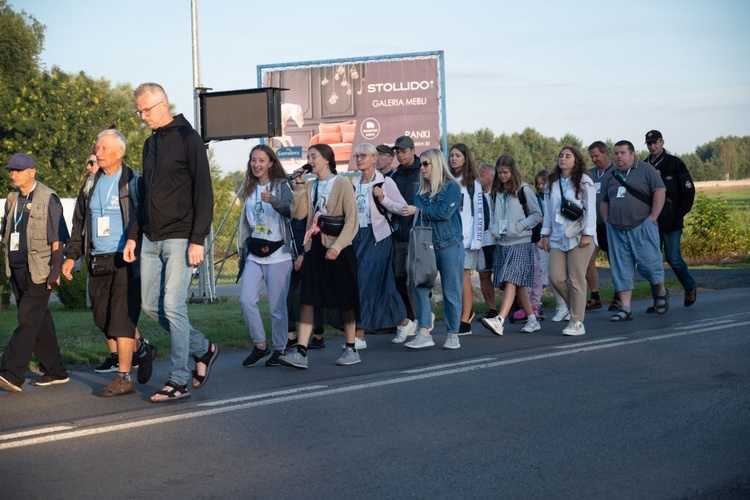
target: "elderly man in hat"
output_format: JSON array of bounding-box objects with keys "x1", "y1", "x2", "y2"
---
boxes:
[
  {"x1": 375, "y1": 144, "x2": 396, "y2": 177},
  {"x1": 0, "y1": 154, "x2": 70, "y2": 393},
  {"x1": 644, "y1": 130, "x2": 697, "y2": 309}
]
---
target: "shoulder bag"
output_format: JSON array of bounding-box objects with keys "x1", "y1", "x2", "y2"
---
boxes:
[{"x1": 406, "y1": 209, "x2": 438, "y2": 288}]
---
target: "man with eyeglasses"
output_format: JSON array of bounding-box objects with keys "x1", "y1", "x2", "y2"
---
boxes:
[
  {"x1": 644, "y1": 130, "x2": 697, "y2": 309},
  {"x1": 123, "y1": 83, "x2": 218, "y2": 403},
  {"x1": 388, "y1": 135, "x2": 421, "y2": 341}
]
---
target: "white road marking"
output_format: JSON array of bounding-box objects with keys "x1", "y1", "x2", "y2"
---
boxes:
[
  {"x1": 197, "y1": 385, "x2": 328, "y2": 407},
  {"x1": 401, "y1": 358, "x2": 497, "y2": 374},
  {"x1": 2, "y1": 320, "x2": 748, "y2": 451},
  {"x1": 675, "y1": 320, "x2": 735, "y2": 329},
  {"x1": 0, "y1": 425, "x2": 76, "y2": 441},
  {"x1": 553, "y1": 337, "x2": 628, "y2": 349}
]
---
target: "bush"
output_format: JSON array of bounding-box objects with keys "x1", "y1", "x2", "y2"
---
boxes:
[
  {"x1": 0, "y1": 243, "x2": 11, "y2": 309},
  {"x1": 682, "y1": 193, "x2": 750, "y2": 262},
  {"x1": 55, "y1": 259, "x2": 89, "y2": 309}
]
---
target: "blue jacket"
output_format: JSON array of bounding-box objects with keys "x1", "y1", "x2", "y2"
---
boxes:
[{"x1": 413, "y1": 181, "x2": 463, "y2": 251}]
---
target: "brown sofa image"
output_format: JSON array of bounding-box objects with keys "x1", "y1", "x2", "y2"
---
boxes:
[{"x1": 309, "y1": 120, "x2": 357, "y2": 163}]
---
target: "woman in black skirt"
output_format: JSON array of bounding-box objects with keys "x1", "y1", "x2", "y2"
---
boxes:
[{"x1": 278, "y1": 143, "x2": 361, "y2": 369}]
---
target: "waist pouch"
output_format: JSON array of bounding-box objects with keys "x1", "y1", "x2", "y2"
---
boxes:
[
  {"x1": 560, "y1": 199, "x2": 584, "y2": 221},
  {"x1": 318, "y1": 215, "x2": 345, "y2": 237},
  {"x1": 89, "y1": 252, "x2": 120, "y2": 276},
  {"x1": 248, "y1": 238, "x2": 284, "y2": 257}
]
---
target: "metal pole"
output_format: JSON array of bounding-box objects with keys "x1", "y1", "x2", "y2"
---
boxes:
[{"x1": 190, "y1": 0, "x2": 216, "y2": 302}]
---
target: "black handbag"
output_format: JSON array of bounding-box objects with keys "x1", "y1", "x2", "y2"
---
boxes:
[
  {"x1": 559, "y1": 180, "x2": 584, "y2": 221},
  {"x1": 318, "y1": 214, "x2": 345, "y2": 237}
]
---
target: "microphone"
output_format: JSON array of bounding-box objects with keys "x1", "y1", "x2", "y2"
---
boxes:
[{"x1": 288, "y1": 163, "x2": 313, "y2": 180}]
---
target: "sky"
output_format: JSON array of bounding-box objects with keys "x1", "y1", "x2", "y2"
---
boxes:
[{"x1": 10, "y1": 0, "x2": 750, "y2": 174}]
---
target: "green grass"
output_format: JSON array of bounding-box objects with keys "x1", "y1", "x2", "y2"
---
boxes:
[
  {"x1": 700, "y1": 187, "x2": 750, "y2": 231},
  {"x1": 0, "y1": 278, "x2": 682, "y2": 367}
]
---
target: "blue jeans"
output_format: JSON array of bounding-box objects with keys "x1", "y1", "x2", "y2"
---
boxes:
[
  {"x1": 140, "y1": 236, "x2": 208, "y2": 385},
  {"x1": 661, "y1": 230, "x2": 696, "y2": 291},
  {"x1": 412, "y1": 243, "x2": 463, "y2": 334}
]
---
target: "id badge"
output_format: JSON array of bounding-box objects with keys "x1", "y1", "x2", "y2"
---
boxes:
[
  {"x1": 254, "y1": 224, "x2": 269, "y2": 235},
  {"x1": 497, "y1": 220, "x2": 508, "y2": 234},
  {"x1": 97, "y1": 216, "x2": 111, "y2": 237},
  {"x1": 9, "y1": 232, "x2": 20, "y2": 251},
  {"x1": 595, "y1": 182, "x2": 601, "y2": 194},
  {"x1": 616, "y1": 186, "x2": 627, "y2": 198}
]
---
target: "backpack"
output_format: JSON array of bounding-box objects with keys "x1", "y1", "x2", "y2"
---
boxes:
[{"x1": 517, "y1": 185, "x2": 542, "y2": 244}]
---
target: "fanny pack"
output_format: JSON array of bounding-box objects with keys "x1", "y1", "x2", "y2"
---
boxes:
[
  {"x1": 247, "y1": 238, "x2": 284, "y2": 257},
  {"x1": 89, "y1": 252, "x2": 118, "y2": 276},
  {"x1": 559, "y1": 180, "x2": 584, "y2": 221},
  {"x1": 318, "y1": 215, "x2": 345, "y2": 237}
]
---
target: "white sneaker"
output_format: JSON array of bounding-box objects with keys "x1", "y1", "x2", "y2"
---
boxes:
[
  {"x1": 551, "y1": 307, "x2": 570, "y2": 322},
  {"x1": 443, "y1": 333, "x2": 461, "y2": 350},
  {"x1": 391, "y1": 320, "x2": 416, "y2": 344},
  {"x1": 481, "y1": 316, "x2": 504, "y2": 336},
  {"x1": 405, "y1": 333, "x2": 435, "y2": 349},
  {"x1": 562, "y1": 321, "x2": 586, "y2": 336},
  {"x1": 354, "y1": 337, "x2": 367, "y2": 350},
  {"x1": 428, "y1": 312, "x2": 436, "y2": 332},
  {"x1": 521, "y1": 317, "x2": 541, "y2": 333}
]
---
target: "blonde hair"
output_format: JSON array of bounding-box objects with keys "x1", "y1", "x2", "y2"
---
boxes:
[{"x1": 418, "y1": 149, "x2": 457, "y2": 198}]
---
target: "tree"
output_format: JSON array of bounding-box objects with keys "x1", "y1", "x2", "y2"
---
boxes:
[{"x1": 0, "y1": 0, "x2": 44, "y2": 80}]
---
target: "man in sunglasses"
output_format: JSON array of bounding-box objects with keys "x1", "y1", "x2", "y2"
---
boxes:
[{"x1": 644, "y1": 130, "x2": 697, "y2": 309}]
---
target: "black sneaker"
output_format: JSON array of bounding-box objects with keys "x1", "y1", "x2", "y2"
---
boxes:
[
  {"x1": 242, "y1": 347, "x2": 270, "y2": 367},
  {"x1": 130, "y1": 352, "x2": 140, "y2": 370},
  {"x1": 308, "y1": 335, "x2": 325, "y2": 349},
  {"x1": 483, "y1": 309, "x2": 498, "y2": 319},
  {"x1": 265, "y1": 350, "x2": 283, "y2": 367},
  {"x1": 457, "y1": 321, "x2": 472, "y2": 336},
  {"x1": 94, "y1": 353, "x2": 119, "y2": 373},
  {"x1": 33, "y1": 374, "x2": 70, "y2": 386},
  {"x1": 137, "y1": 341, "x2": 157, "y2": 385}
]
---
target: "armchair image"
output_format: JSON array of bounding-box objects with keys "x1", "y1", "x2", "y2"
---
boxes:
[{"x1": 309, "y1": 120, "x2": 357, "y2": 163}]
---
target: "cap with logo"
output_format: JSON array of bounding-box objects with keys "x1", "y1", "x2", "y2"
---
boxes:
[
  {"x1": 645, "y1": 130, "x2": 663, "y2": 144},
  {"x1": 393, "y1": 136, "x2": 414, "y2": 150},
  {"x1": 4, "y1": 153, "x2": 36, "y2": 171}
]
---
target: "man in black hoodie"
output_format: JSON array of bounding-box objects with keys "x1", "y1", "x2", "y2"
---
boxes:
[
  {"x1": 124, "y1": 83, "x2": 218, "y2": 403},
  {"x1": 644, "y1": 130, "x2": 697, "y2": 308},
  {"x1": 389, "y1": 136, "x2": 421, "y2": 332}
]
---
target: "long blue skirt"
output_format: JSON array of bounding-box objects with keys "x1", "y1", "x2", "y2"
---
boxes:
[{"x1": 353, "y1": 226, "x2": 406, "y2": 330}]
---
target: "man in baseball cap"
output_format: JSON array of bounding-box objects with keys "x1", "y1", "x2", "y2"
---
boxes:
[
  {"x1": 0, "y1": 153, "x2": 70, "y2": 393},
  {"x1": 375, "y1": 144, "x2": 395, "y2": 177},
  {"x1": 644, "y1": 130, "x2": 697, "y2": 309}
]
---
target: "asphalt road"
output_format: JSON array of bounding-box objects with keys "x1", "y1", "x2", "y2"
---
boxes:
[{"x1": 1, "y1": 287, "x2": 749, "y2": 499}]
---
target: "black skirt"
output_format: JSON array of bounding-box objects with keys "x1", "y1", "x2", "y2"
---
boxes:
[{"x1": 300, "y1": 235, "x2": 360, "y2": 319}]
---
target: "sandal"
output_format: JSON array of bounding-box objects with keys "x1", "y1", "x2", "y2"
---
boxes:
[
  {"x1": 192, "y1": 342, "x2": 219, "y2": 390},
  {"x1": 610, "y1": 310, "x2": 633, "y2": 322},
  {"x1": 654, "y1": 289, "x2": 669, "y2": 315},
  {"x1": 150, "y1": 381, "x2": 191, "y2": 403}
]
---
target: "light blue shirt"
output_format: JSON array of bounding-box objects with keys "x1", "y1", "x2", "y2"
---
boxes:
[{"x1": 90, "y1": 170, "x2": 125, "y2": 254}]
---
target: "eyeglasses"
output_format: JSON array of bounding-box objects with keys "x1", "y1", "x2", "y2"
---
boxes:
[
  {"x1": 135, "y1": 101, "x2": 163, "y2": 118},
  {"x1": 353, "y1": 154, "x2": 371, "y2": 160},
  {"x1": 420, "y1": 161, "x2": 431, "y2": 167},
  {"x1": 87, "y1": 160, "x2": 95, "y2": 166}
]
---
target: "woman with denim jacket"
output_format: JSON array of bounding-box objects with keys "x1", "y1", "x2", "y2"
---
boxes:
[
  {"x1": 401, "y1": 149, "x2": 464, "y2": 350},
  {"x1": 480, "y1": 154, "x2": 543, "y2": 337},
  {"x1": 236, "y1": 145, "x2": 293, "y2": 368}
]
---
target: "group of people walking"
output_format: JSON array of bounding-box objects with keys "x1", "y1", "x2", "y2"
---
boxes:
[{"x1": 0, "y1": 81, "x2": 698, "y2": 402}]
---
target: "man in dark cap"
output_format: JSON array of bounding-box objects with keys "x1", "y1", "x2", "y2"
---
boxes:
[
  {"x1": 388, "y1": 136, "x2": 421, "y2": 342},
  {"x1": 644, "y1": 130, "x2": 697, "y2": 308},
  {"x1": 0, "y1": 154, "x2": 70, "y2": 393},
  {"x1": 375, "y1": 144, "x2": 396, "y2": 177}
]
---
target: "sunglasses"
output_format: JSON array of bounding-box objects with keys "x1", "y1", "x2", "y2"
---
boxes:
[{"x1": 420, "y1": 161, "x2": 431, "y2": 167}]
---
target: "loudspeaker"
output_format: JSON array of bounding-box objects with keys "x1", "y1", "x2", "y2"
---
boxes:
[{"x1": 198, "y1": 87, "x2": 286, "y2": 142}]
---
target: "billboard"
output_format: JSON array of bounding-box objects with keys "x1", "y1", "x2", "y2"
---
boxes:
[{"x1": 257, "y1": 51, "x2": 446, "y2": 171}]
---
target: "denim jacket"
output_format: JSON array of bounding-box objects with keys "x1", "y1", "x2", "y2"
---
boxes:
[{"x1": 413, "y1": 181, "x2": 463, "y2": 251}]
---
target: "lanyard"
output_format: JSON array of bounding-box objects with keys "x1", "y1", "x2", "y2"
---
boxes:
[
  {"x1": 253, "y1": 181, "x2": 270, "y2": 215},
  {"x1": 617, "y1": 167, "x2": 632, "y2": 182},
  {"x1": 97, "y1": 171, "x2": 121, "y2": 216},
  {"x1": 13, "y1": 181, "x2": 37, "y2": 230},
  {"x1": 313, "y1": 174, "x2": 336, "y2": 212},
  {"x1": 358, "y1": 171, "x2": 374, "y2": 196}
]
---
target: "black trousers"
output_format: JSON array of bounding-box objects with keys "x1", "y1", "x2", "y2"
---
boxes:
[{"x1": 0, "y1": 267, "x2": 67, "y2": 387}]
